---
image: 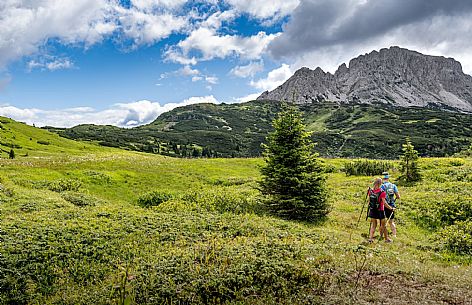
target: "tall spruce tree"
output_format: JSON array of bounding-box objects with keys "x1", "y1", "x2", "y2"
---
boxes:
[
  {"x1": 399, "y1": 137, "x2": 421, "y2": 183},
  {"x1": 259, "y1": 103, "x2": 329, "y2": 221}
]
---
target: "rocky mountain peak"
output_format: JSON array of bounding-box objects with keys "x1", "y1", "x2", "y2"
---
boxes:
[{"x1": 258, "y1": 46, "x2": 472, "y2": 112}]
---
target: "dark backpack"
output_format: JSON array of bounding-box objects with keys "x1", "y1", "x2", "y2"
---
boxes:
[{"x1": 368, "y1": 190, "x2": 381, "y2": 211}]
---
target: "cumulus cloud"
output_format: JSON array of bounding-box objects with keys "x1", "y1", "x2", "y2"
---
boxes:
[
  {"x1": 166, "y1": 28, "x2": 280, "y2": 64},
  {"x1": 0, "y1": 0, "x2": 191, "y2": 68},
  {"x1": 233, "y1": 92, "x2": 262, "y2": 103},
  {"x1": 116, "y1": 6, "x2": 187, "y2": 45},
  {"x1": 225, "y1": 0, "x2": 300, "y2": 20},
  {"x1": 0, "y1": 95, "x2": 218, "y2": 128},
  {"x1": 130, "y1": 0, "x2": 188, "y2": 11},
  {"x1": 268, "y1": 0, "x2": 472, "y2": 74},
  {"x1": 0, "y1": 0, "x2": 117, "y2": 67},
  {"x1": 250, "y1": 64, "x2": 292, "y2": 91},
  {"x1": 160, "y1": 65, "x2": 218, "y2": 86},
  {"x1": 230, "y1": 61, "x2": 264, "y2": 78},
  {"x1": 27, "y1": 57, "x2": 74, "y2": 71},
  {"x1": 164, "y1": 9, "x2": 280, "y2": 65}
]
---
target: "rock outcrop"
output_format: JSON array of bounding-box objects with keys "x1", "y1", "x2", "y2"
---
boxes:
[{"x1": 258, "y1": 46, "x2": 472, "y2": 112}]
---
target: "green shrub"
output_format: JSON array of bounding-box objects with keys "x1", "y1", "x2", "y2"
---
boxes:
[
  {"x1": 37, "y1": 140, "x2": 50, "y2": 145},
  {"x1": 342, "y1": 159, "x2": 394, "y2": 176},
  {"x1": 410, "y1": 196, "x2": 472, "y2": 229},
  {"x1": 61, "y1": 192, "x2": 97, "y2": 207},
  {"x1": 82, "y1": 170, "x2": 112, "y2": 184},
  {"x1": 437, "y1": 221, "x2": 472, "y2": 255},
  {"x1": 138, "y1": 190, "x2": 174, "y2": 207},
  {"x1": 180, "y1": 187, "x2": 262, "y2": 214},
  {"x1": 48, "y1": 178, "x2": 82, "y2": 192}
]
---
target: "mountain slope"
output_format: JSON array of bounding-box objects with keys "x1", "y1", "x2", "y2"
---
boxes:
[
  {"x1": 49, "y1": 100, "x2": 472, "y2": 159},
  {"x1": 258, "y1": 47, "x2": 472, "y2": 112}
]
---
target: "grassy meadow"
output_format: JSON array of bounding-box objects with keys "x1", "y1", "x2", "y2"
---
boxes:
[{"x1": 1, "y1": 118, "x2": 472, "y2": 304}]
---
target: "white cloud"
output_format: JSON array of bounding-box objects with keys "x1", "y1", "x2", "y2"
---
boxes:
[
  {"x1": 233, "y1": 92, "x2": 262, "y2": 103},
  {"x1": 0, "y1": 96, "x2": 219, "y2": 128},
  {"x1": 179, "y1": 65, "x2": 200, "y2": 76},
  {"x1": 160, "y1": 65, "x2": 217, "y2": 86},
  {"x1": 205, "y1": 76, "x2": 218, "y2": 84},
  {"x1": 0, "y1": 0, "x2": 190, "y2": 68},
  {"x1": 116, "y1": 7, "x2": 187, "y2": 45},
  {"x1": 130, "y1": 0, "x2": 188, "y2": 11},
  {"x1": 201, "y1": 10, "x2": 237, "y2": 29},
  {"x1": 230, "y1": 61, "x2": 264, "y2": 78},
  {"x1": 27, "y1": 57, "x2": 74, "y2": 71},
  {"x1": 166, "y1": 28, "x2": 280, "y2": 64},
  {"x1": 250, "y1": 64, "x2": 292, "y2": 91},
  {"x1": 225, "y1": 0, "x2": 299, "y2": 20},
  {"x1": 0, "y1": 0, "x2": 117, "y2": 67}
]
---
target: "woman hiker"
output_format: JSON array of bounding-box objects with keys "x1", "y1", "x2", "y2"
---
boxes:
[{"x1": 368, "y1": 177, "x2": 395, "y2": 243}]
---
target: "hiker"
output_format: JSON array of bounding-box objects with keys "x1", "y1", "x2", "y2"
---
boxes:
[
  {"x1": 381, "y1": 172, "x2": 400, "y2": 237},
  {"x1": 368, "y1": 177, "x2": 393, "y2": 243}
]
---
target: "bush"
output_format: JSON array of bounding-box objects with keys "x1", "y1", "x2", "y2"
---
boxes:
[
  {"x1": 61, "y1": 192, "x2": 97, "y2": 207},
  {"x1": 48, "y1": 178, "x2": 82, "y2": 192},
  {"x1": 343, "y1": 159, "x2": 394, "y2": 176},
  {"x1": 179, "y1": 187, "x2": 261, "y2": 214},
  {"x1": 138, "y1": 190, "x2": 174, "y2": 207},
  {"x1": 437, "y1": 221, "x2": 472, "y2": 255},
  {"x1": 409, "y1": 196, "x2": 472, "y2": 229},
  {"x1": 37, "y1": 140, "x2": 50, "y2": 145}
]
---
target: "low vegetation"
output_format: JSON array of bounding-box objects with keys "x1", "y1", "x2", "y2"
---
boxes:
[{"x1": 1, "y1": 116, "x2": 471, "y2": 304}]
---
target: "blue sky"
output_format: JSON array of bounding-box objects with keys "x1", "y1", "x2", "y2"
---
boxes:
[{"x1": 1, "y1": 0, "x2": 472, "y2": 127}]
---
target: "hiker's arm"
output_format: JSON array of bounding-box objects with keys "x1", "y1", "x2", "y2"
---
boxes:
[
  {"x1": 395, "y1": 192, "x2": 400, "y2": 200},
  {"x1": 384, "y1": 200, "x2": 395, "y2": 210}
]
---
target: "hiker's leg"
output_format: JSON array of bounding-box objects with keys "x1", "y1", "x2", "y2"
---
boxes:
[
  {"x1": 369, "y1": 219, "x2": 377, "y2": 240},
  {"x1": 380, "y1": 219, "x2": 388, "y2": 240},
  {"x1": 390, "y1": 220, "x2": 397, "y2": 237}
]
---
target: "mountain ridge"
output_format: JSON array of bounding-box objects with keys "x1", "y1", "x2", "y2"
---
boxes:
[{"x1": 258, "y1": 46, "x2": 472, "y2": 112}]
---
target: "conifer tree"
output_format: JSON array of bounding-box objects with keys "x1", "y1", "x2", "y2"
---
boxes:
[
  {"x1": 399, "y1": 137, "x2": 421, "y2": 183},
  {"x1": 258, "y1": 103, "x2": 329, "y2": 221},
  {"x1": 9, "y1": 149, "x2": 15, "y2": 159}
]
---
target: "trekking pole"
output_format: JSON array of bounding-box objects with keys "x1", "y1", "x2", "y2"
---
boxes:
[
  {"x1": 380, "y1": 209, "x2": 394, "y2": 238},
  {"x1": 357, "y1": 187, "x2": 371, "y2": 227},
  {"x1": 350, "y1": 187, "x2": 371, "y2": 241}
]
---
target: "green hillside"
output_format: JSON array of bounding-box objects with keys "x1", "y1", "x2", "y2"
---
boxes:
[
  {"x1": 0, "y1": 116, "x2": 113, "y2": 158},
  {"x1": 48, "y1": 101, "x2": 472, "y2": 159},
  {"x1": 1, "y1": 140, "x2": 471, "y2": 303}
]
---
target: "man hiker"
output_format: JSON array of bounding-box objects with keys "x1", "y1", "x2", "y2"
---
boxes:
[
  {"x1": 368, "y1": 177, "x2": 394, "y2": 243},
  {"x1": 381, "y1": 172, "x2": 400, "y2": 237}
]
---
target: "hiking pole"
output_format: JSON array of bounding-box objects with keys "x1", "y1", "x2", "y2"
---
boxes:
[
  {"x1": 380, "y1": 209, "x2": 394, "y2": 239},
  {"x1": 357, "y1": 187, "x2": 371, "y2": 227},
  {"x1": 350, "y1": 187, "x2": 371, "y2": 241}
]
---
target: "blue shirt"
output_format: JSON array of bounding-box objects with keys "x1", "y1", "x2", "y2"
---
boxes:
[{"x1": 381, "y1": 182, "x2": 398, "y2": 207}]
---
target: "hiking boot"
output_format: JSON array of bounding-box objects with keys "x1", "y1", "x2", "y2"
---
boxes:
[{"x1": 385, "y1": 238, "x2": 392, "y2": 243}]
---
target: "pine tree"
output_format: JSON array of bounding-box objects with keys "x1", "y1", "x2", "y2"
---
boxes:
[
  {"x1": 258, "y1": 103, "x2": 329, "y2": 221},
  {"x1": 399, "y1": 137, "x2": 421, "y2": 183},
  {"x1": 9, "y1": 149, "x2": 15, "y2": 159}
]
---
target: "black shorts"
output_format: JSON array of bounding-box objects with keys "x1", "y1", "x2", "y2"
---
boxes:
[
  {"x1": 385, "y1": 209, "x2": 395, "y2": 220},
  {"x1": 369, "y1": 209, "x2": 386, "y2": 220}
]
